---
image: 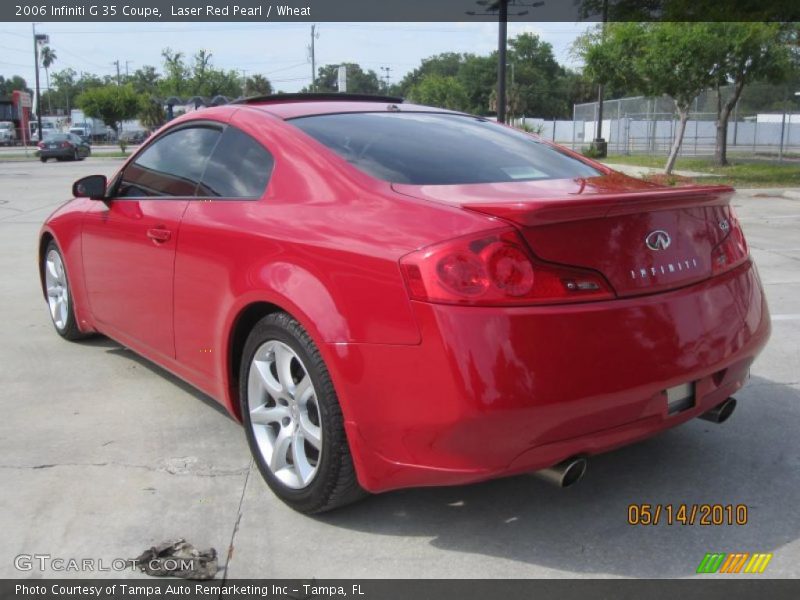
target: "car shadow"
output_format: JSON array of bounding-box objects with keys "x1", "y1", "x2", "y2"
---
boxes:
[
  {"x1": 315, "y1": 376, "x2": 800, "y2": 577},
  {"x1": 84, "y1": 335, "x2": 234, "y2": 421}
]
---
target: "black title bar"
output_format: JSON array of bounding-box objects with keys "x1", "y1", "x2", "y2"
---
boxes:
[
  {"x1": 4, "y1": 579, "x2": 800, "y2": 600},
  {"x1": 2, "y1": 0, "x2": 799, "y2": 22}
]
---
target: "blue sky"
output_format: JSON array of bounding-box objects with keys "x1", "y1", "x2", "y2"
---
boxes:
[{"x1": 0, "y1": 21, "x2": 589, "y2": 92}]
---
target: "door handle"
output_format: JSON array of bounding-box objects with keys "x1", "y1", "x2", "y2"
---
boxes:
[{"x1": 147, "y1": 227, "x2": 172, "y2": 243}]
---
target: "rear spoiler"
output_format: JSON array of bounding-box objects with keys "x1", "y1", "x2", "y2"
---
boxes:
[{"x1": 465, "y1": 185, "x2": 735, "y2": 227}]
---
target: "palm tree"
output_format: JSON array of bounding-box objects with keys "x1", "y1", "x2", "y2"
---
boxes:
[{"x1": 40, "y1": 46, "x2": 57, "y2": 114}]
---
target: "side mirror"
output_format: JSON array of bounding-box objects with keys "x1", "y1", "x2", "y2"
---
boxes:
[{"x1": 72, "y1": 175, "x2": 107, "y2": 200}]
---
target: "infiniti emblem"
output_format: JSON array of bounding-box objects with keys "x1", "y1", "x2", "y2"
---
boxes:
[{"x1": 645, "y1": 230, "x2": 671, "y2": 251}]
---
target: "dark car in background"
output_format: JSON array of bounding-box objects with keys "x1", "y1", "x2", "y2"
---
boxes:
[{"x1": 37, "y1": 133, "x2": 91, "y2": 162}]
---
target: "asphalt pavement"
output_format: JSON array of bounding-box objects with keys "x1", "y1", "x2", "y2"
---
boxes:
[{"x1": 0, "y1": 158, "x2": 798, "y2": 579}]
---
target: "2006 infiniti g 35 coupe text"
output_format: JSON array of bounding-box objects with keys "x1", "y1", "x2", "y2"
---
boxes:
[{"x1": 39, "y1": 94, "x2": 770, "y2": 513}]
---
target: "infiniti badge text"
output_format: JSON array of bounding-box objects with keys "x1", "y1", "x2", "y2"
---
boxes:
[{"x1": 630, "y1": 258, "x2": 700, "y2": 280}]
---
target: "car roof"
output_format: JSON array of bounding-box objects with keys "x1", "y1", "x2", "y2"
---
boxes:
[{"x1": 232, "y1": 93, "x2": 464, "y2": 120}]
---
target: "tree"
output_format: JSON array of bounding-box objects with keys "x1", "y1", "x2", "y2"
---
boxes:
[
  {"x1": 707, "y1": 23, "x2": 795, "y2": 166},
  {"x1": 129, "y1": 65, "x2": 161, "y2": 96},
  {"x1": 47, "y1": 68, "x2": 76, "y2": 114},
  {"x1": 196, "y1": 68, "x2": 242, "y2": 98},
  {"x1": 76, "y1": 71, "x2": 106, "y2": 91},
  {"x1": 398, "y1": 38, "x2": 583, "y2": 118},
  {"x1": 456, "y1": 54, "x2": 496, "y2": 115},
  {"x1": 161, "y1": 48, "x2": 189, "y2": 95},
  {"x1": 308, "y1": 63, "x2": 381, "y2": 94},
  {"x1": 508, "y1": 33, "x2": 570, "y2": 119},
  {"x1": 580, "y1": 22, "x2": 718, "y2": 174},
  {"x1": 190, "y1": 49, "x2": 213, "y2": 94},
  {"x1": 157, "y1": 47, "x2": 242, "y2": 99},
  {"x1": 138, "y1": 95, "x2": 165, "y2": 130},
  {"x1": 40, "y1": 46, "x2": 57, "y2": 114},
  {"x1": 399, "y1": 52, "x2": 464, "y2": 91},
  {"x1": 244, "y1": 74, "x2": 273, "y2": 97},
  {"x1": 77, "y1": 84, "x2": 141, "y2": 152},
  {"x1": 408, "y1": 74, "x2": 469, "y2": 111},
  {"x1": 398, "y1": 52, "x2": 495, "y2": 115},
  {"x1": 0, "y1": 75, "x2": 31, "y2": 96}
]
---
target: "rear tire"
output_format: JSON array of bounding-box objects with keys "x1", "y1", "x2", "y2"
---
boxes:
[
  {"x1": 239, "y1": 312, "x2": 366, "y2": 514},
  {"x1": 40, "y1": 157, "x2": 46, "y2": 163},
  {"x1": 43, "y1": 241, "x2": 87, "y2": 341}
]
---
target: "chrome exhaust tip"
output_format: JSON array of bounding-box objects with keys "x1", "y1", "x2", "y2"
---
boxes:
[
  {"x1": 699, "y1": 397, "x2": 737, "y2": 424},
  {"x1": 531, "y1": 457, "x2": 587, "y2": 488}
]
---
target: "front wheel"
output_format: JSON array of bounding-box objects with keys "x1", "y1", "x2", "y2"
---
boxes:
[
  {"x1": 240, "y1": 312, "x2": 365, "y2": 514},
  {"x1": 43, "y1": 241, "x2": 86, "y2": 340}
]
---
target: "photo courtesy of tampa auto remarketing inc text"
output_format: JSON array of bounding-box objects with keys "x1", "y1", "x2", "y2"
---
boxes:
[{"x1": 0, "y1": 0, "x2": 798, "y2": 598}]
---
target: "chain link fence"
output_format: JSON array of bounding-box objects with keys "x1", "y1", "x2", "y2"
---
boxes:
[{"x1": 522, "y1": 83, "x2": 800, "y2": 158}]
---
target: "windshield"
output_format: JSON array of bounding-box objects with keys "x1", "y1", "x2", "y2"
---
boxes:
[
  {"x1": 289, "y1": 112, "x2": 600, "y2": 185},
  {"x1": 48, "y1": 134, "x2": 69, "y2": 141}
]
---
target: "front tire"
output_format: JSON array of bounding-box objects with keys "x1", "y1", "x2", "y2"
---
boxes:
[
  {"x1": 43, "y1": 241, "x2": 85, "y2": 341},
  {"x1": 240, "y1": 312, "x2": 365, "y2": 514}
]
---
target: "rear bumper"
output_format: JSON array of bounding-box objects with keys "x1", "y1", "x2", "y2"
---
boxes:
[{"x1": 330, "y1": 260, "x2": 770, "y2": 493}]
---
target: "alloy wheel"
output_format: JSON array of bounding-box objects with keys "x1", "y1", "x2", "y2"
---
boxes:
[
  {"x1": 247, "y1": 340, "x2": 323, "y2": 489},
  {"x1": 45, "y1": 249, "x2": 69, "y2": 331}
]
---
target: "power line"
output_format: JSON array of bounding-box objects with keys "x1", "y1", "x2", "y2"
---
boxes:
[
  {"x1": 0, "y1": 60, "x2": 31, "y2": 68},
  {"x1": 264, "y1": 61, "x2": 309, "y2": 75},
  {"x1": 52, "y1": 45, "x2": 113, "y2": 71},
  {"x1": 0, "y1": 44, "x2": 32, "y2": 55}
]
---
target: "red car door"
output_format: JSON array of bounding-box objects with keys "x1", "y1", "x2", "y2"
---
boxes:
[{"x1": 81, "y1": 124, "x2": 222, "y2": 360}]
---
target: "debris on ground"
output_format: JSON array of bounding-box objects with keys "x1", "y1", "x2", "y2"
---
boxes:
[{"x1": 133, "y1": 539, "x2": 218, "y2": 580}]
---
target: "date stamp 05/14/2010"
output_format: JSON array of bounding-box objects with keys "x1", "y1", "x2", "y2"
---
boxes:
[{"x1": 627, "y1": 503, "x2": 749, "y2": 526}]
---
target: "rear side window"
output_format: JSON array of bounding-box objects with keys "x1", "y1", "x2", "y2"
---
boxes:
[
  {"x1": 118, "y1": 126, "x2": 221, "y2": 197},
  {"x1": 290, "y1": 112, "x2": 600, "y2": 185},
  {"x1": 198, "y1": 126, "x2": 274, "y2": 198}
]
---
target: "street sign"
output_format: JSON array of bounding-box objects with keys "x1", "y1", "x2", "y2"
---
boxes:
[
  {"x1": 337, "y1": 65, "x2": 347, "y2": 93},
  {"x1": 18, "y1": 92, "x2": 32, "y2": 108}
]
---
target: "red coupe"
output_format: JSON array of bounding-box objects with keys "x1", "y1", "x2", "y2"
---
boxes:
[{"x1": 39, "y1": 94, "x2": 770, "y2": 513}]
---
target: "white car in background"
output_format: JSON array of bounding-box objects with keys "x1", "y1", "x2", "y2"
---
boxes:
[{"x1": 0, "y1": 122, "x2": 16, "y2": 146}]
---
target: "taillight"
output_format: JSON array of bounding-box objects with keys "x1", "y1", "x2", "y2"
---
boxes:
[
  {"x1": 60, "y1": 141, "x2": 70, "y2": 148},
  {"x1": 711, "y1": 208, "x2": 749, "y2": 276},
  {"x1": 400, "y1": 228, "x2": 614, "y2": 306},
  {"x1": 37, "y1": 141, "x2": 45, "y2": 148}
]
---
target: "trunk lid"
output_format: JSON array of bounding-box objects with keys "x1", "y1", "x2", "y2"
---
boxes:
[{"x1": 393, "y1": 174, "x2": 736, "y2": 297}]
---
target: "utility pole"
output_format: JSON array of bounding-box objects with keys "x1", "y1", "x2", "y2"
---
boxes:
[
  {"x1": 380, "y1": 66, "x2": 392, "y2": 91},
  {"x1": 113, "y1": 60, "x2": 121, "y2": 85},
  {"x1": 496, "y1": 0, "x2": 508, "y2": 123},
  {"x1": 592, "y1": 0, "x2": 609, "y2": 157},
  {"x1": 125, "y1": 60, "x2": 132, "y2": 78},
  {"x1": 240, "y1": 69, "x2": 248, "y2": 96},
  {"x1": 32, "y1": 24, "x2": 48, "y2": 143},
  {"x1": 309, "y1": 25, "x2": 319, "y2": 92},
  {"x1": 466, "y1": 1, "x2": 544, "y2": 124}
]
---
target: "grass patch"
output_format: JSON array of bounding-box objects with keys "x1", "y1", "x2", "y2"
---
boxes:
[{"x1": 601, "y1": 155, "x2": 800, "y2": 187}]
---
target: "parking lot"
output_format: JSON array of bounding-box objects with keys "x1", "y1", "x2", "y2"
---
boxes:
[{"x1": 1, "y1": 157, "x2": 798, "y2": 579}]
